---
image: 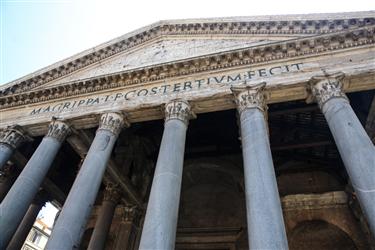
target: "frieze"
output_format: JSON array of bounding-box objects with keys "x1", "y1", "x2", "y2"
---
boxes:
[
  {"x1": 1, "y1": 16, "x2": 373, "y2": 97},
  {"x1": 26, "y1": 63, "x2": 303, "y2": 116}
]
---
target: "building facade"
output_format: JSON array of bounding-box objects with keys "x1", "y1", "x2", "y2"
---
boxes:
[
  {"x1": 21, "y1": 219, "x2": 51, "y2": 250},
  {"x1": 0, "y1": 11, "x2": 375, "y2": 249}
]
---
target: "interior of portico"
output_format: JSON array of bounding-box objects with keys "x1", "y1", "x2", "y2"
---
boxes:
[{"x1": 3, "y1": 88, "x2": 373, "y2": 249}]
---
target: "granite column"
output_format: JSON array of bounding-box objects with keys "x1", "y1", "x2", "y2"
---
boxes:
[
  {"x1": 87, "y1": 185, "x2": 120, "y2": 250},
  {"x1": 0, "y1": 119, "x2": 70, "y2": 249},
  {"x1": 232, "y1": 82, "x2": 288, "y2": 250},
  {"x1": 6, "y1": 192, "x2": 47, "y2": 250},
  {"x1": 46, "y1": 112, "x2": 126, "y2": 250},
  {"x1": 0, "y1": 165, "x2": 20, "y2": 202},
  {"x1": 309, "y1": 73, "x2": 375, "y2": 236},
  {"x1": 0, "y1": 126, "x2": 27, "y2": 170},
  {"x1": 139, "y1": 100, "x2": 193, "y2": 250},
  {"x1": 113, "y1": 206, "x2": 140, "y2": 250}
]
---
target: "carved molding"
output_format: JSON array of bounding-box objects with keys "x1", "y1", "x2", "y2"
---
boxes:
[
  {"x1": 120, "y1": 206, "x2": 139, "y2": 223},
  {"x1": 308, "y1": 72, "x2": 348, "y2": 109},
  {"x1": 1, "y1": 17, "x2": 373, "y2": 98},
  {"x1": 0, "y1": 26, "x2": 374, "y2": 109},
  {"x1": 0, "y1": 125, "x2": 28, "y2": 149},
  {"x1": 281, "y1": 191, "x2": 348, "y2": 211},
  {"x1": 103, "y1": 183, "x2": 121, "y2": 203},
  {"x1": 165, "y1": 99, "x2": 194, "y2": 124},
  {"x1": 98, "y1": 112, "x2": 127, "y2": 136},
  {"x1": 231, "y1": 82, "x2": 267, "y2": 114},
  {"x1": 45, "y1": 119, "x2": 71, "y2": 142}
]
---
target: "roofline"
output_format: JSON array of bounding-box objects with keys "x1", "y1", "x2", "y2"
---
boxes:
[
  {"x1": 1, "y1": 10, "x2": 374, "y2": 92},
  {"x1": 159, "y1": 10, "x2": 375, "y2": 23}
]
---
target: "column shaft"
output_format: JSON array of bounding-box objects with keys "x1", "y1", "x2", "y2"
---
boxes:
[
  {"x1": 139, "y1": 100, "x2": 191, "y2": 250},
  {"x1": 46, "y1": 113, "x2": 125, "y2": 250},
  {"x1": 0, "y1": 144, "x2": 13, "y2": 170},
  {"x1": 310, "y1": 73, "x2": 375, "y2": 236},
  {"x1": 114, "y1": 207, "x2": 139, "y2": 250},
  {"x1": 232, "y1": 83, "x2": 288, "y2": 250},
  {"x1": 87, "y1": 187, "x2": 119, "y2": 250},
  {"x1": 0, "y1": 166, "x2": 19, "y2": 202},
  {"x1": 240, "y1": 108, "x2": 288, "y2": 249},
  {"x1": 0, "y1": 121, "x2": 70, "y2": 249},
  {"x1": 6, "y1": 201, "x2": 44, "y2": 250},
  {"x1": 322, "y1": 98, "x2": 375, "y2": 233},
  {"x1": 0, "y1": 126, "x2": 26, "y2": 170}
]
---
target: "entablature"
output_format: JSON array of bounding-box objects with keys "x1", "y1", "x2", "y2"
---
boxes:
[{"x1": 0, "y1": 24, "x2": 374, "y2": 137}]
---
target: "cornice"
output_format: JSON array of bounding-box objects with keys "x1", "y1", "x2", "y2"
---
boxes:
[
  {"x1": 0, "y1": 25, "x2": 374, "y2": 109},
  {"x1": 1, "y1": 15, "x2": 374, "y2": 97},
  {"x1": 281, "y1": 191, "x2": 348, "y2": 211}
]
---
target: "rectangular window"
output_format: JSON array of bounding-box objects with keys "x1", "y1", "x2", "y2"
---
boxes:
[{"x1": 30, "y1": 231, "x2": 42, "y2": 245}]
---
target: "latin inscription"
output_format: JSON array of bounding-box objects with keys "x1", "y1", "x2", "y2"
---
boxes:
[{"x1": 30, "y1": 63, "x2": 303, "y2": 115}]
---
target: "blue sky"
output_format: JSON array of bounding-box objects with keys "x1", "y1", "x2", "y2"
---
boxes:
[{"x1": 1, "y1": 0, "x2": 374, "y2": 85}]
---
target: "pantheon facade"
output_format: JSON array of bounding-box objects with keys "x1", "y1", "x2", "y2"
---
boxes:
[{"x1": 0, "y1": 11, "x2": 375, "y2": 250}]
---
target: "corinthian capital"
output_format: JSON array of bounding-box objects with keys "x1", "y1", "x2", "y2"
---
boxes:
[
  {"x1": 164, "y1": 100, "x2": 194, "y2": 125},
  {"x1": 231, "y1": 82, "x2": 267, "y2": 114},
  {"x1": 98, "y1": 112, "x2": 128, "y2": 136},
  {"x1": 103, "y1": 183, "x2": 121, "y2": 203},
  {"x1": 0, "y1": 125, "x2": 28, "y2": 149},
  {"x1": 308, "y1": 72, "x2": 348, "y2": 110},
  {"x1": 120, "y1": 206, "x2": 139, "y2": 223},
  {"x1": 46, "y1": 119, "x2": 71, "y2": 142}
]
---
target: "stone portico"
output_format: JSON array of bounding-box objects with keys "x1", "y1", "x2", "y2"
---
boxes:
[{"x1": 0, "y1": 11, "x2": 375, "y2": 250}]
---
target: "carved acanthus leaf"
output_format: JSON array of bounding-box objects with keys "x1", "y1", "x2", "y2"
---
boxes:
[
  {"x1": 46, "y1": 119, "x2": 71, "y2": 142},
  {"x1": 164, "y1": 100, "x2": 194, "y2": 124},
  {"x1": 231, "y1": 82, "x2": 267, "y2": 114},
  {"x1": 309, "y1": 72, "x2": 348, "y2": 109},
  {"x1": 98, "y1": 112, "x2": 128, "y2": 136},
  {"x1": 0, "y1": 125, "x2": 28, "y2": 149},
  {"x1": 103, "y1": 183, "x2": 121, "y2": 203}
]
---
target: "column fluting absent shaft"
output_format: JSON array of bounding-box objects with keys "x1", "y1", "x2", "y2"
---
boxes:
[
  {"x1": 6, "y1": 194, "x2": 46, "y2": 250},
  {"x1": 310, "y1": 73, "x2": 375, "y2": 236},
  {"x1": 87, "y1": 185, "x2": 120, "y2": 250},
  {"x1": 232, "y1": 82, "x2": 288, "y2": 250},
  {"x1": 0, "y1": 126, "x2": 27, "y2": 170},
  {"x1": 139, "y1": 100, "x2": 193, "y2": 250},
  {"x1": 46, "y1": 113, "x2": 126, "y2": 250},
  {"x1": 0, "y1": 120, "x2": 70, "y2": 249}
]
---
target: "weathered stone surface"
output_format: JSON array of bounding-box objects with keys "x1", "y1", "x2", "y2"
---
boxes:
[
  {"x1": 1, "y1": 11, "x2": 373, "y2": 94},
  {"x1": 0, "y1": 44, "x2": 374, "y2": 136},
  {"x1": 0, "y1": 11, "x2": 375, "y2": 250},
  {"x1": 40, "y1": 38, "x2": 280, "y2": 88}
]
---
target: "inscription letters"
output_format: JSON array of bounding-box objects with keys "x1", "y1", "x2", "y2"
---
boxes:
[{"x1": 30, "y1": 63, "x2": 303, "y2": 115}]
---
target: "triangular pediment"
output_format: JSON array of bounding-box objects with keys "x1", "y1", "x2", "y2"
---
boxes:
[
  {"x1": 37, "y1": 36, "x2": 294, "y2": 89},
  {"x1": 1, "y1": 11, "x2": 374, "y2": 95}
]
